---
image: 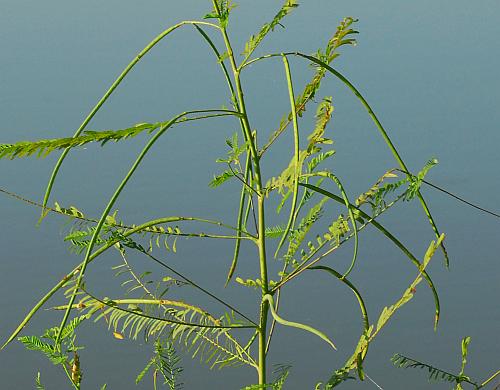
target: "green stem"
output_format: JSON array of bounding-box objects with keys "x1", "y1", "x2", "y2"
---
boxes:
[
  {"x1": 213, "y1": 2, "x2": 269, "y2": 382},
  {"x1": 257, "y1": 195, "x2": 269, "y2": 385}
]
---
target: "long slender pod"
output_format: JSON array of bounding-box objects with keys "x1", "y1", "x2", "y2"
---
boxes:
[
  {"x1": 274, "y1": 55, "x2": 300, "y2": 258},
  {"x1": 302, "y1": 172, "x2": 359, "y2": 278},
  {"x1": 225, "y1": 153, "x2": 252, "y2": 285},
  {"x1": 309, "y1": 266, "x2": 369, "y2": 331},
  {"x1": 262, "y1": 294, "x2": 337, "y2": 350},
  {"x1": 55, "y1": 109, "x2": 242, "y2": 345},
  {"x1": 300, "y1": 183, "x2": 441, "y2": 329},
  {"x1": 41, "y1": 21, "x2": 220, "y2": 217},
  {"x1": 192, "y1": 24, "x2": 237, "y2": 106},
  {"x1": 309, "y1": 265, "x2": 370, "y2": 369}
]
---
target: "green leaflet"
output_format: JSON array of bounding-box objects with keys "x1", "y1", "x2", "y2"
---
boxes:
[
  {"x1": 0, "y1": 122, "x2": 163, "y2": 159},
  {"x1": 391, "y1": 354, "x2": 461, "y2": 384},
  {"x1": 264, "y1": 225, "x2": 286, "y2": 239},
  {"x1": 285, "y1": 196, "x2": 328, "y2": 260},
  {"x1": 391, "y1": 335, "x2": 500, "y2": 389},
  {"x1": 209, "y1": 170, "x2": 235, "y2": 188},
  {"x1": 61, "y1": 294, "x2": 256, "y2": 369},
  {"x1": 18, "y1": 336, "x2": 66, "y2": 365},
  {"x1": 259, "y1": 18, "x2": 357, "y2": 154},
  {"x1": 242, "y1": 0, "x2": 299, "y2": 62},
  {"x1": 137, "y1": 339, "x2": 184, "y2": 389},
  {"x1": 18, "y1": 315, "x2": 86, "y2": 388},
  {"x1": 0, "y1": 111, "x2": 242, "y2": 161}
]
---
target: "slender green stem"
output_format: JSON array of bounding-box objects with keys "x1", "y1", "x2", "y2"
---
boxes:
[
  {"x1": 212, "y1": 1, "x2": 269, "y2": 382},
  {"x1": 257, "y1": 196, "x2": 269, "y2": 385}
]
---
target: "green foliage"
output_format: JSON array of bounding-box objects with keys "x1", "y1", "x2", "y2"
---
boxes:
[
  {"x1": 261, "y1": 18, "x2": 357, "y2": 154},
  {"x1": 285, "y1": 197, "x2": 328, "y2": 260},
  {"x1": 137, "y1": 339, "x2": 184, "y2": 389},
  {"x1": 264, "y1": 225, "x2": 286, "y2": 239},
  {"x1": 211, "y1": 132, "x2": 250, "y2": 188},
  {"x1": 316, "y1": 235, "x2": 445, "y2": 388},
  {"x1": 355, "y1": 159, "x2": 438, "y2": 214},
  {"x1": 58, "y1": 205, "x2": 184, "y2": 256},
  {"x1": 63, "y1": 293, "x2": 256, "y2": 369},
  {"x1": 19, "y1": 316, "x2": 85, "y2": 389},
  {"x1": 392, "y1": 354, "x2": 466, "y2": 384},
  {"x1": 2, "y1": 3, "x2": 455, "y2": 389},
  {"x1": 242, "y1": 0, "x2": 299, "y2": 61},
  {"x1": 205, "y1": 0, "x2": 237, "y2": 28},
  {"x1": 406, "y1": 158, "x2": 439, "y2": 200},
  {"x1": 0, "y1": 122, "x2": 163, "y2": 159},
  {"x1": 209, "y1": 169, "x2": 236, "y2": 188},
  {"x1": 392, "y1": 336, "x2": 500, "y2": 390},
  {"x1": 266, "y1": 97, "x2": 334, "y2": 197}
]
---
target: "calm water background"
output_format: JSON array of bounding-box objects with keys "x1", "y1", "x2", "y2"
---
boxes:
[{"x1": 1, "y1": 1, "x2": 499, "y2": 389}]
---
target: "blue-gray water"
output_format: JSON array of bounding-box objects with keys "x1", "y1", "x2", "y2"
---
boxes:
[{"x1": 1, "y1": 1, "x2": 499, "y2": 389}]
